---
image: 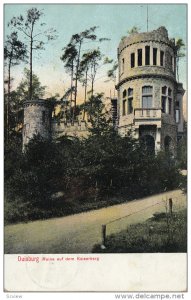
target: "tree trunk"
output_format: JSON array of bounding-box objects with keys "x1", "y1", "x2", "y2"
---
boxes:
[
  {"x1": 6, "y1": 58, "x2": 11, "y2": 143},
  {"x1": 29, "y1": 23, "x2": 34, "y2": 100},
  {"x1": 29, "y1": 37, "x2": 33, "y2": 100},
  {"x1": 91, "y1": 79, "x2": 94, "y2": 97},
  {"x1": 83, "y1": 68, "x2": 88, "y2": 121},
  {"x1": 70, "y1": 62, "x2": 74, "y2": 122},
  {"x1": 91, "y1": 63, "x2": 96, "y2": 98},
  {"x1": 74, "y1": 41, "x2": 82, "y2": 118}
]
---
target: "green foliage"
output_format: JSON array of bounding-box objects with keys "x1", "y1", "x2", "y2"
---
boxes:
[
  {"x1": 177, "y1": 136, "x2": 187, "y2": 170},
  {"x1": 4, "y1": 68, "x2": 46, "y2": 143},
  {"x1": 16, "y1": 68, "x2": 46, "y2": 102},
  {"x1": 5, "y1": 106, "x2": 184, "y2": 224},
  {"x1": 4, "y1": 31, "x2": 28, "y2": 143},
  {"x1": 121, "y1": 26, "x2": 140, "y2": 41},
  {"x1": 92, "y1": 209, "x2": 187, "y2": 253},
  {"x1": 175, "y1": 38, "x2": 185, "y2": 58},
  {"x1": 60, "y1": 26, "x2": 99, "y2": 113},
  {"x1": 60, "y1": 27, "x2": 110, "y2": 120},
  {"x1": 4, "y1": 31, "x2": 27, "y2": 67},
  {"x1": 85, "y1": 94, "x2": 113, "y2": 136},
  {"x1": 107, "y1": 61, "x2": 118, "y2": 82},
  {"x1": 79, "y1": 48, "x2": 102, "y2": 96},
  {"x1": 127, "y1": 26, "x2": 140, "y2": 34},
  {"x1": 8, "y1": 7, "x2": 57, "y2": 99},
  {"x1": 4, "y1": 134, "x2": 23, "y2": 181},
  {"x1": 175, "y1": 38, "x2": 185, "y2": 82}
]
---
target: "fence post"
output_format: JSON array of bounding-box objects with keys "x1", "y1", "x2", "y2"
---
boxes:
[
  {"x1": 101, "y1": 224, "x2": 106, "y2": 249},
  {"x1": 169, "y1": 198, "x2": 173, "y2": 216}
]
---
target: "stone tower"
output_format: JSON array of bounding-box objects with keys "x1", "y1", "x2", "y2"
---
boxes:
[
  {"x1": 22, "y1": 99, "x2": 52, "y2": 148},
  {"x1": 116, "y1": 26, "x2": 184, "y2": 154}
]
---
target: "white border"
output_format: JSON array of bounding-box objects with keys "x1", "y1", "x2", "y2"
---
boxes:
[{"x1": 1, "y1": 0, "x2": 190, "y2": 299}]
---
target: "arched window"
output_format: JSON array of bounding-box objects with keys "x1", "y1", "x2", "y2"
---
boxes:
[
  {"x1": 160, "y1": 51, "x2": 164, "y2": 66},
  {"x1": 131, "y1": 53, "x2": 135, "y2": 68},
  {"x1": 161, "y1": 86, "x2": 172, "y2": 114},
  {"x1": 123, "y1": 89, "x2": 127, "y2": 98},
  {"x1": 138, "y1": 49, "x2": 142, "y2": 66},
  {"x1": 176, "y1": 110, "x2": 180, "y2": 123},
  {"x1": 122, "y1": 89, "x2": 127, "y2": 116},
  {"x1": 153, "y1": 48, "x2": 157, "y2": 65},
  {"x1": 168, "y1": 88, "x2": 172, "y2": 114},
  {"x1": 161, "y1": 86, "x2": 167, "y2": 113},
  {"x1": 122, "y1": 58, "x2": 125, "y2": 73},
  {"x1": 142, "y1": 86, "x2": 153, "y2": 108},
  {"x1": 128, "y1": 88, "x2": 133, "y2": 114},
  {"x1": 128, "y1": 88, "x2": 133, "y2": 97},
  {"x1": 145, "y1": 46, "x2": 150, "y2": 65}
]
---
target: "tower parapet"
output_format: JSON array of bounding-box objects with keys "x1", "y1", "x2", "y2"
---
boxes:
[{"x1": 117, "y1": 26, "x2": 176, "y2": 88}]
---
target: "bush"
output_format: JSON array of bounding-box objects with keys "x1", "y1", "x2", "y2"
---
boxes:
[
  {"x1": 177, "y1": 136, "x2": 187, "y2": 169},
  {"x1": 5, "y1": 132, "x2": 185, "y2": 224}
]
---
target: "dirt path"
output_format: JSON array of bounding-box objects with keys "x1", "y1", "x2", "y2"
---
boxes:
[{"x1": 4, "y1": 189, "x2": 186, "y2": 254}]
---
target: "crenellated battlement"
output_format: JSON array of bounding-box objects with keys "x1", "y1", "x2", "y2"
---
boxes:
[
  {"x1": 51, "y1": 119, "x2": 91, "y2": 139},
  {"x1": 118, "y1": 27, "x2": 176, "y2": 55}
]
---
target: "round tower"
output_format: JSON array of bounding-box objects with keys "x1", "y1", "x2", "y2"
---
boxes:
[
  {"x1": 116, "y1": 26, "x2": 178, "y2": 154},
  {"x1": 22, "y1": 99, "x2": 51, "y2": 148}
]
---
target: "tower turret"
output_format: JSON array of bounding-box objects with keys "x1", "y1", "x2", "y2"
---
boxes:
[
  {"x1": 116, "y1": 27, "x2": 181, "y2": 154},
  {"x1": 22, "y1": 99, "x2": 52, "y2": 149}
]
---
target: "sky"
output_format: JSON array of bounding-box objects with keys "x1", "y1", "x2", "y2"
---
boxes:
[{"x1": 4, "y1": 3, "x2": 187, "y2": 102}]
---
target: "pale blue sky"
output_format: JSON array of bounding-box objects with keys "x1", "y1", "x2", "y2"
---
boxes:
[{"x1": 4, "y1": 4, "x2": 187, "y2": 99}]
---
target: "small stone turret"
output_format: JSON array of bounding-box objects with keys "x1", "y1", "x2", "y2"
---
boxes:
[{"x1": 22, "y1": 99, "x2": 52, "y2": 149}]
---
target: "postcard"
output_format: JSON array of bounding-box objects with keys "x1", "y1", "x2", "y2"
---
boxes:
[{"x1": 3, "y1": 2, "x2": 188, "y2": 293}]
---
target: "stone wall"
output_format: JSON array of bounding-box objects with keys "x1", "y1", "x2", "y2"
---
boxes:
[
  {"x1": 117, "y1": 27, "x2": 176, "y2": 87},
  {"x1": 51, "y1": 120, "x2": 90, "y2": 139},
  {"x1": 118, "y1": 43, "x2": 175, "y2": 82},
  {"x1": 118, "y1": 77, "x2": 175, "y2": 128},
  {"x1": 118, "y1": 27, "x2": 175, "y2": 53},
  {"x1": 23, "y1": 99, "x2": 51, "y2": 147},
  {"x1": 161, "y1": 121, "x2": 177, "y2": 155}
]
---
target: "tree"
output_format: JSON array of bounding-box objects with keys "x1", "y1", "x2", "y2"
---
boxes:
[
  {"x1": 60, "y1": 43, "x2": 78, "y2": 116},
  {"x1": 61, "y1": 27, "x2": 98, "y2": 118},
  {"x1": 175, "y1": 38, "x2": 185, "y2": 82},
  {"x1": 71, "y1": 27, "x2": 98, "y2": 112},
  {"x1": 106, "y1": 60, "x2": 118, "y2": 97},
  {"x1": 79, "y1": 52, "x2": 90, "y2": 119},
  {"x1": 87, "y1": 49, "x2": 102, "y2": 97},
  {"x1": 4, "y1": 31, "x2": 27, "y2": 143},
  {"x1": 177, "y1": 121, "x2": 187, "y2": 169},
  {"x1": 4, "y1": 68, "x2": 46, "y2": 138},
  {"x1": 121, "y1": 26, "x2": 140, "y2": 41},
  {"x1": 16, "y1": 68, "x2": 46, "y2": 103},
  {"x1": 8, "y1": 7, "x2": 57, "y2": 100},
  {"x1": 61, "y1": 28, "x2": 110, "y2": 120},
  {"x1": 127, "y1": 26, "x2": 140, "y2": 34},
  {"x1": 79, "y1": 48, "x2": 102, "y2": 119},
  {"x1": 107, "y1": 61, "x2": 118, "y2": 81},
  {"x1": 85, "y1": 93, "x2": 113, "y2": 136}
]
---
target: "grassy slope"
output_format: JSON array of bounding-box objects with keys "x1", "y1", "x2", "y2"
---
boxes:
[{"x1": 92, "y1": 209, "x2": 187, "y2": 253}]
